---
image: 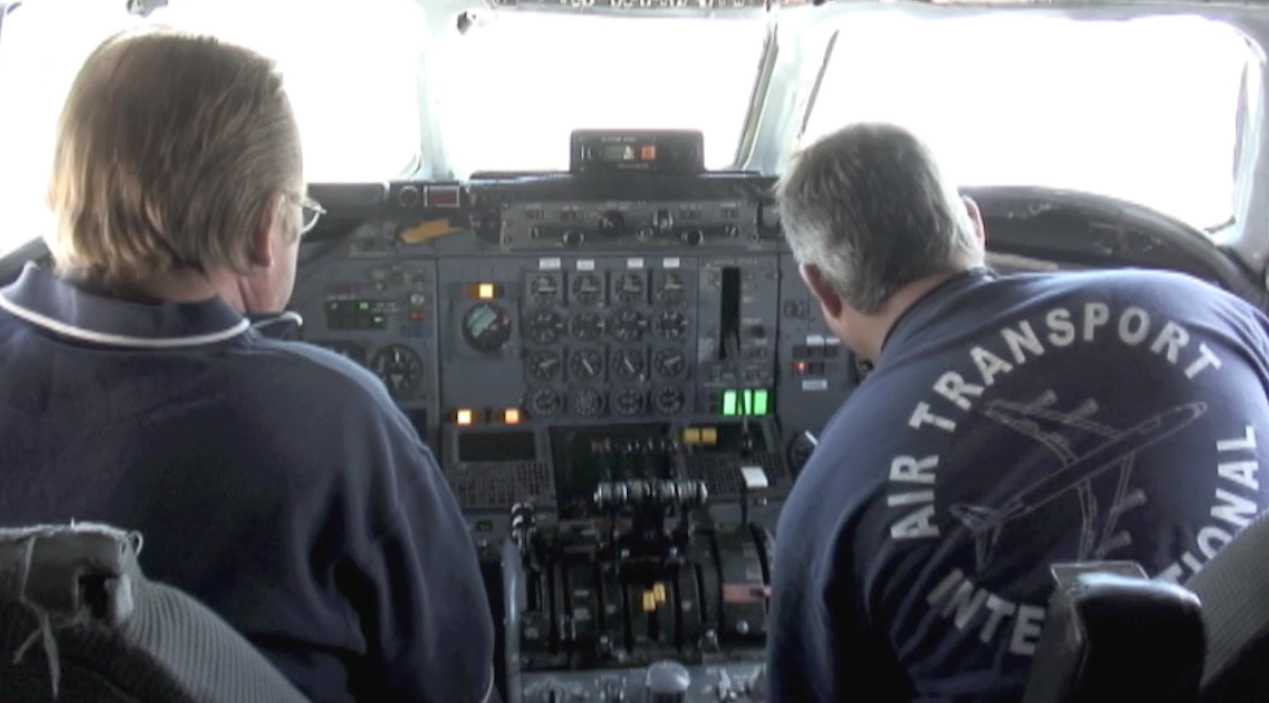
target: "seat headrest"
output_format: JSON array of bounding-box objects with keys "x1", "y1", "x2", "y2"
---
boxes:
[{"x1": 0, "y1": 523, "x2": 139, "y2": 627}]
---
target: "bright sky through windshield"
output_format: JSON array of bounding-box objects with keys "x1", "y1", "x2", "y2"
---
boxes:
[
  {"x1": 0, "y1": 0, "x2": 424, "y2": 255},
  {"x1": 801, "y1": 14, "x2": 1253, "y2": 230},
  {"x1": 431, "y1": 13, "x2": 767, "y2": 175}
]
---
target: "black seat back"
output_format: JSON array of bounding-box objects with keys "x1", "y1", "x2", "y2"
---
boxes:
[
  {"x1": 1191, "y1": 511, "x2": 1269, "y2": 702},
  {"x1": 1022, "y1": 562, "x2": 1205, "y2": 703},
  {"x1": 0, "y1": 523, "x2": 310, "y2": 703}
]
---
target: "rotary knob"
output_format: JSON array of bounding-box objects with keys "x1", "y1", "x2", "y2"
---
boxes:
[
  {"x1": 562, "y1": 230, "x2": 586, "y2": 247},
  {"x1": 398, "y1": 185, "x2": 420, "y2": 207},
  {"x1": 598, "y1": 210, "x2": 625, "y2": 237},
  {"x1": 646, "y1": 660, "x2": 691, "y2": 703},
  {"x1": 680, "y1": 228, "x2": 704, "y2": 246}
]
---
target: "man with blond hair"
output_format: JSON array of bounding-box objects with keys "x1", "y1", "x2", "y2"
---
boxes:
[{"x1": 0, "y1": 28, "x2": 495, "y2": 703}]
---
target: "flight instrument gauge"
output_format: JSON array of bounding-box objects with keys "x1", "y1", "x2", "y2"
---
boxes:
[
  {"x1": 527, "y1": 274, "x2": 560, "y2": 304},
  {"x1": 523, "y1": 309, "x2": 565, "y2": 345},
  {"x1": 570, "y1": 388, "x2": 605, "y2": 418},
  {"x1": 569, "y1": 348, "x2": 604, "y2": 381},
  {"x1": 653, "y1": 348, "x2": 686, "y2": 378},
  {"x1": 653, "y1": 386, "x2": 686, "y2": 415},
  {"x1": 653, "y1": 272, "x2": 686, "y2": 305},
  {"x1": 369, "y1": 344, "x2": 423, "y2": 398},
  {"x1": 569, "y1": 311, "x2": 606, "y2": 342},
  {"x1": 611, "y1": 348, "x2": 646, "y2": 380},
  {"x1": 652, "y1": 310, "x2": 688, "y2": 340},
  {"x1": 528, "y1": 388, "x2": 563, "y2": 418},
  {"x1": 611, "y1": 388, "x2": 645, "y2": 417},
  {"x1": 462, "y1": 302, "x2": 513, "y2": 353},
  {"x1": 526, "y1": 350, "x2": 563, "y2": 382},
  {"x1": 570, "y1": 273, "x2": 603, "y2": 305},
  {"x1": 612, "y1": 272, "x2": 645, "y2": 304},
  {"x1": 609, "y1": 309, "x2": 645, "y2": 343}
]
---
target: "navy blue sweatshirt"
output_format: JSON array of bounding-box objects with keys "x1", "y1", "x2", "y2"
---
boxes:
[
  {"x1": 769, "y1": 267, "x2": 1269, "y2": 702},
  {"x1": 0, "y1": 263, "x2": 494, "y2": 703}
]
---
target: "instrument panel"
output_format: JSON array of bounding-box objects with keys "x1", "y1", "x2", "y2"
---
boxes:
[
  {"x1": 289, "y1": 174, "x2": 840, "y2": 702},
  {"x1": 292, "y1": 175, "x2": 852, "y2": 532},
  {"x1": 284, "y1": 166, "x2": 1238, "y2": 703}
]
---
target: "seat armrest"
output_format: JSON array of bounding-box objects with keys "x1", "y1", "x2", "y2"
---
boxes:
[{"x1": 1023, "y1": 563, "x2": 1205, "y2": 703}]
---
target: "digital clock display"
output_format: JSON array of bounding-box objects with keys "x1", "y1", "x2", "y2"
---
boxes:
[
  {"x1": 571, "y1": 130, "x2": 704, "y2": 175},
  {"x1": 595, "y1": 143, "x2": 658, "y2": 163}
]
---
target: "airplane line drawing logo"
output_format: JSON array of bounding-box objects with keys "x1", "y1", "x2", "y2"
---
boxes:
[{"x1": 949, "y1": 393, "x2": 1207, "y2": 570}]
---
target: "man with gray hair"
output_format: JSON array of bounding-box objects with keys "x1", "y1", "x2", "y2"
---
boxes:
[
  {"x1": 767, "y1": 122, "x2": 1269, "y2": 701},
  {"x1": 0, "y1": 28, "x2": 495, "y2": 703}
]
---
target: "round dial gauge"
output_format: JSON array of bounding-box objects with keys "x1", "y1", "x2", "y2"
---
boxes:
[
  {"x1": 369, "y1": 344, "x2": 423, "y2": 398},
  {"x1": 612, "y1": 272, "x2": 646, "y2": 304},
  {"x1": 526, "y1": 350, "x2": 563, "y2": 382},
  {"x1": 611, "y1": 388, "x2": 645, "y2": 417},
  {"x1": 653, "y1": 386, "x2": 686, "y2": 415},
  {"x1": 569, "y1": 348, "x2": 604, "y2": 381},
  {"x1": 654, "y1": 272, "x2": 687, "y2": 305},
  {"x1": 609, "y1": 309, "x2": 645, "y2": 343},
  {"x1": 462, "y1": 302, "x2": 512, "y2": 353},
  {"x1": 570, "y1": 272, "x2": 603, "y2": 305},
  {"x1": 523, "y1": 309, "x2": 565, "y2": 345},
  {"x1": 652, "y1": 310, "x2": 688, "y2": 340},
  {"x1": 610, "y1": 348, "x2": 646, "y2": 381},
  {"x1": 570, "y1": 388, "x2": 605, "y2": 418},
  {"x1": 528, "y1": 388, "x2": 563, "y2": 418},
  {"x1": 528, "y1": 274, "x2": 560, "y2": 304},
  {"x1": 569, "y1": 311, "x2": 606, "y2": 342},
  {"x1": 653, "y1": 348, "x2": 686, "y2": 378}
]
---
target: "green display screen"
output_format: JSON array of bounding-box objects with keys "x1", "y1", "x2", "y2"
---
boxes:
[{"x1": 720, "y1": 389, "x2": 770, "y2": 416}]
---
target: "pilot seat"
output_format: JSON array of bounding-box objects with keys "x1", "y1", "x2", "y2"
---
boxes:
[
  {"x1": 1021, "y1": 509, "x2": 1269, "y2": 703},
  {"x1": 0, "y1": 522, "x2": 310, "y2": 703}
]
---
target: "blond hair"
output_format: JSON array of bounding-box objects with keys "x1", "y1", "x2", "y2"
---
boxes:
[{"x1": 46, "y1": 27, "x2": 302, "y2": 282}]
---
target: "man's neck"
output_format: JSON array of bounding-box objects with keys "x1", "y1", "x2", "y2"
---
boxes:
[
  {"x1": 69, "y1": 267, "x2": 246, "y2": 311},
  {"x1": 853, "y1": 263, "x2": 984, "y2": 362}
]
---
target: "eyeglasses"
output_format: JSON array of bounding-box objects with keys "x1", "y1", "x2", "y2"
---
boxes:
[{"x1": 299, "y1": 195, "x2": 326, "y2": 235}]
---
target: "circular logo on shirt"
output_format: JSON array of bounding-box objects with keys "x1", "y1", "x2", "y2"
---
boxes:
[{"x1": 879, "y1": 301, "x2": 1264, "y2": 658}]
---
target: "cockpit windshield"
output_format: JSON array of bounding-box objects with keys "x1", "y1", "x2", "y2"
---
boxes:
[
  {"x1": 800, "y1": 12, "x2": 1256, "y2": 231},
  {"x1": 428, "y1": 13, "x2": 768, "y2": 176},
  {"x1": 0, "y1": 0, "x2": 1261, "y2": 255}
]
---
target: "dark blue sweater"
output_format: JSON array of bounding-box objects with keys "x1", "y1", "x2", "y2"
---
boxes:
[
  {"x1": 769, "y1": 267, "x2": 1269, "y2": 702},
  {"x1": 0, "y1": 263, "x2": 494, "y2": 703}
]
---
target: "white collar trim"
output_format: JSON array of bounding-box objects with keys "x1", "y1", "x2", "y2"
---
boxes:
[{"x1": 0, "y1": 291, "x2": 251, "y2": 349}]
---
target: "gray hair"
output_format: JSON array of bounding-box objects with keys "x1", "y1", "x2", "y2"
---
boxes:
[{"x1": 775, "y1": 123, "x2": 981, "y2": 314}]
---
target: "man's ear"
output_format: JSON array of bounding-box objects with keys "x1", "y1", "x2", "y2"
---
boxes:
[
  {"x1": 799, "y1": 262, "x2": 844, "y2": 320},
  {"x1": 248, "y1": 195, "x2": 284, "y2": 268},
  {"x1": 962, "y1": 195, "x2": 986, "y2": 247}
]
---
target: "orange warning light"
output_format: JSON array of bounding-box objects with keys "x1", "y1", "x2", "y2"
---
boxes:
[
  {"x1": 502, "y1": 408, "x2": 522, "y2": 424},
  {"x1": 456, "y1": 409, "x2": 475, "y2": 426}
]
